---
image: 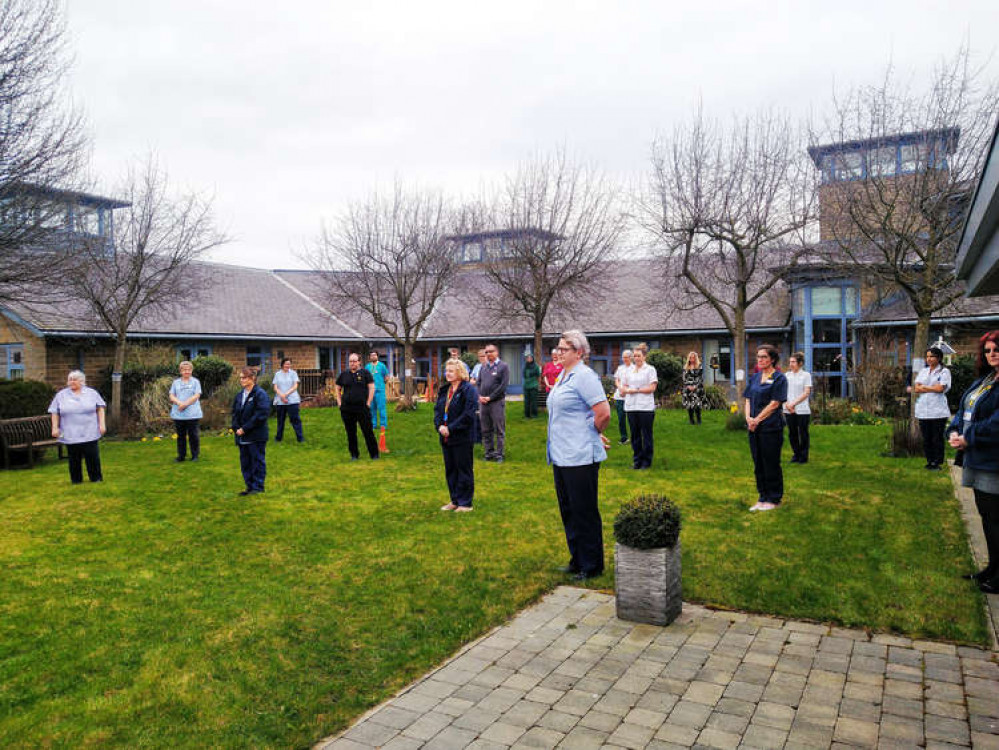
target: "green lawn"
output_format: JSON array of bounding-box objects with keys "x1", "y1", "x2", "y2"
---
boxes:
[{"x1": 0, "y1": 406, "x2": 988, "y2": 748}]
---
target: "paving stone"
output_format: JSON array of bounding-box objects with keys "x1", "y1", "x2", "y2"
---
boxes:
[
  {"x1": 556, "y1": 725, "x2": 610, "y2": 749},
  {"x1": 606, "y1": 721, "x2": 656, "y2": 749},
  {"x1": 577, "y1": 709, "x2": 621, "y2": 733},
  {"x1": 913, "y1": 640, "x2": 957, "y2": 655},
  {"x1": 879, "y1": 714, "x2": 924, "y2": 743},
  {"x1": 624, "y1": 706, "x2": 670, "y2": 729},
  {"x1": 402, "y1": 711, "x2": 453, "y2": 741},
  {"x1": 684, "y1": 680, "x2": 726, "y2": 706},
  {"x1": 738, "y1": 722, "x2": 789, "y2": 749},
  {"x1": 695, "y1": 726, "x2": 742, "y2": 749},
  {"x1": 452, "y1": 707, "x2": 503, "y2": 732},
  {"x1": 715, "y1": 697, "x2": 757, "y2": 719},
  {"x1": 774, "y1": 655, "x2": 813, "y2": 675},
  {"x1": 321, "y1": 739, "x2": 370, "y2": 750},
  {"x1": 795, "y1": 700, "x2": 839, "y2": 727},
  {"x1": 466, "y1": 740, "x2": 510, "y2": 750},
  {"x1": 525, "y1": 686, "x2": 565, "y2": 705},
  {"x1": 843, "y1": 680, "x2": 883, "y2": 703},
  {"x1": 723, "y1": 680, "x2": 765, "y2": 703},
  {"x1": 785, "y1": 719, "x2": 835, "y2": 748},
  {"x1": 380, "y1": 736, "x2": 425, "y2": 750},
  {"x1": 851, "y1": 655, "x2": 889, "y2": 675},
  {"x1": 593, "y1": 689, "x2": 639, "y2": 717},
  {"x1": 970, "y1": 714, "x2": 999, "y2": 734},
  {"x1": 480, "y1": 720, "x2": 528, "y2": 745},
  {"x1": 705, "y1": 709, "x2": 751, "y2": 735},
  {"x1": 813, "y1": 652, "x2": 851, "y2": 673},
  {"x1": 969, "y1": 696, "x2": 999, "y2": 718},
  {"x1": 502, "y1": 699, "x2": 548, "y2": 728},
  {"x1": 414, "y1": 679, "x2": 460, "y2": 700},
  {"x1": 635, "y1": 690, "x2": 680, "y2": 714},
  {"x1": 885, "y1": 663, "x2": 922, "y2": 683},
  {"x1": 503, "y1": 673, "x2": 543, "y2": 692},
  {"x1": 965, "y1": 675, "x2": 999, "y2": 699},
  {"x1": 820, "y1": 635, "x2": 856, "y2": 654},
  {"x1": 871, "y1": 634, "x2": 912, "y2": 647},
  {"x1": 962, "y1": 657, "x2": 999, "y2": 679},
  {"x1": 732, "y1": 663, "x2": 773, "y2": 686},
  {"x1": 883, "y1": 678, "x2": 922, "y2": 700},
  {"x1": 742, "y1": 650, "x2": 779, "y2": 668},
  {"x1": 834, "y1": 716, "x2": 880, "y2": 748},
  {"x1": 553, "y1": 688, "x2": 600, "y2": 716},
  {"x1": 393, "y1": 690, "x2": 442, "y2": 713},
  {"x1": 369, "y1": 706, "x2": 423, "y2": 730},
  {"x1": 752, "y1": 701, "x2": 795, "y2": 731},
  {"x1": 668, "y1": 700, "x2": 713, "y2": 729},
  {"x1": 436, "y1": 696, "x2": 476, "y2": 717},
  {"x1": 926, "y1": 680, "x2": 965, "y2": 704},
  {"x1": 854, "y1": 642, "x2": 888, "y2": 659},
  {"x1": 654, "y1": 722, "x2": 701, "y2": 746},
  {"x1": 538, "y1": 673, "x2": 577, "y2": 692},
  {"x1": 538, "y1": 708, "x2": 581, "y2": 733},
  {"x1": 887, "y1": 646, "x2": 923, "y2": 667},
  {"x1": 971, "y1": 731, "x2": 999, "y2": 749},
  {"x1": 614, "y1": 673, "x2": 655, "y2": 695},
  {"x1": 344, "y1": 720, "x2": 400, "y2": 746},
  {"x1": 511, "y1": 726, "x2": 566, "y2": 749},
  {"x1": 926, "y1": 699, "x2": 967, "y2": 720},
  {"x1": 925, "y1": 667, "x2": 963, "y2": 684},
  {"x1": 925, "y1": 714, "x2": 971, "y2": 745},
  {"x1": 840, "y1": 697, "x2": 881, "y2": 722}
]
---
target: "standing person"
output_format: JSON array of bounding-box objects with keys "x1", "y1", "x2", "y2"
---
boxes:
[
  {"x1": 49, "y1": 370, "x2": 106, "y2": 484},
  {"x1": 681, "y1": 351, "x2": 705, "y2": 426},
  {"x1": 272, "y1": 357, "x2": 304, "y2": 443},
  {"x1": 542, "y1": 348, "x2": 563, "y2": 400},
  {"x1": 231, "y1": 367, "x2": 270, "y2": 496},
  {"x1": 744, "y1": 345, "x2": 788, "y2": 512},
  {"x1": 948, "y1": 331, "x2": 999, "y2": 594},
  {"x1": 336, "y1": 353, "x2": 380, "y2": 461},
  {"x1": 784, "y1": 352, "x2": 813, "y2": 464},
  {"x1": 478, "y1": 343, "x2": 510, "y2": 462},
  {"x1": 548, "y1": 330, "x2": 611, "y2": 581},
  {"x1": 612, "y1": 349, "x2": 632, "y2": 444},
  {"x1": 434, "y1": 359, "x2": 479, "y2": 512},
  {"x1": 522, "y1": 353, "x2": 541, "y2": 419},
  {"x1": 366, "y1": 350, "x2": 390, "y2": 432},
  {"x1": 911, "y1": 347, "x2": 951, "y2": 471},
  {"x1": 621, "y1": 345, "x2": 658, "y2": 470},
  {"x1": 169, "y1": 360, "x2": 203, "y2": 461},
  {"x1": 469, "y1": 348, "x2": 486, "y2": 444}
]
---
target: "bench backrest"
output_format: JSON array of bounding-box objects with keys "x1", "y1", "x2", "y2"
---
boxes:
[{"x1": 0, "y1": 415, "x2": 52, "y2": 445}]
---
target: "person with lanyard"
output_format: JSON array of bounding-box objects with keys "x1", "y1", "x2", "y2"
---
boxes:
[
  {"x1": 272, "y1": 357, "x2": 304, "y2": 443},
  {"x1": 434, "y1": 359, "x2": 479, "y2": 512},
  {"x1": 948, "y1": 331, "x2": 999, "y2": 594},
  {"x1": 744, "y1": 344, "x2": 788, "y2": 512},
  {"x1": 169, "y1": 360, "x2": 203, "y2": 461},
  {"x1": 366, "y1": 350, "x2": 390, "y2": 432},
  {"x1": 612, "y1": 349, "x2": 632, "y2": 444},
  {"x1": 336, "y1": 353, "x2": 380, "y2": 461},
  {"x1": 477, "y1": 343, "x2": 510, "y2": 462},
  {"x1": 910, "y1": 346, "x2": 951, "y2": 471},
  {"x1": 547, "y1": 330, "x2": 611, "y2": 581},
  {"x1": 522, "y1": 353, "x2": 541, "y2": 419},
  {"x1": 231, "y1": 367, "x2": 271, "y2": 496}
]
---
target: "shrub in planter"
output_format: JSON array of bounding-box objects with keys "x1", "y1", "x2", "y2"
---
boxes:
[
  {"x1": 0, "y1": 379, "x2": 55, "y2": 418},
  {"x1": 613, "y1": 493, "x2": 682, "y2": 626}
]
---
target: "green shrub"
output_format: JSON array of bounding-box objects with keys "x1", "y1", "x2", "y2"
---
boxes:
[
  {"x1": 703, "y1": 385, "x2": 728, "y2": 410},
  {"x1": 0, "y1": 379, "x2": 56, "y2": 419},
  {"x1": 132, "y1": 375, "x2": 175, "y2": 434},
  {"x1": 99, "y1": 361, "x2": 175, "y2": 416},
  {"x1": 613, "y1": 493, "x2": 682, "y2": 550},
  {"x1": 459, "y1": 351, "x2": 479, "y2": 372},
  {"x1": 725, "y1": 409, "x2": 747, "y2": 431},
  {"x1": 600, "y1": 375, "x2": 616, "y2": 398},
  {"x1": 948, "y1": 354, "x2": 975, "y2": 413},
  {"x1": 192, "y1": 356, "x2": 233, "y2": 397},
  {"x1": 813, "y1": 398, "x2": 880, "y2": 425},
  {"x1": 646, "y1": 350, "x2": 683, "y2": 402}
]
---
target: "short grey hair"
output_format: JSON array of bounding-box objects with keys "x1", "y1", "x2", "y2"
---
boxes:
[
  {"x1": 622, "y1": 349, "x2": 633, "y2": 358},
  {"x1": 178, "y1": 360, "x2": 194, "y2": 370},
  {"x1": 561, "y1": 330, "x2": 590, "y2": 360},
  {"x1": 67, "y1": 370, "x2": 86, "y2": 384}
]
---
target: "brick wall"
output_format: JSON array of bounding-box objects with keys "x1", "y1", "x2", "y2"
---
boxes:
[
  {"x1": 45, "y1": 338, "x2": 117, "y2": 389},
  {"x1": 0, "y1": 316, "x2": 47, "y2": 382}
]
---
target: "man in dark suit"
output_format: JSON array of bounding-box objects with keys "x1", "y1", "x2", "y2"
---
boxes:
[
  {"x1": 231, "y1": 367, "x2": 271, "y2": 496},
  {"x1": 478, "y1": 343, "x2": 510, "y2": 462}
]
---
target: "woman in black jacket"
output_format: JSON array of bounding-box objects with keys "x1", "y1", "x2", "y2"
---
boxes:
[
  {"x1": 231, "y1": 367, "x2": 271, "y2": 496},
  {"x1": 434, "y1": 359, "x2": 479, "y2": 512},
  {"x1": 948, "y1": 330, "x2": 999, "y2": 594}
]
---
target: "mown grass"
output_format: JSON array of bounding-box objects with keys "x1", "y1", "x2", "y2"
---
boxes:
[{"x1": 0, "y1": 406, "x2": 987, "y2": 748}]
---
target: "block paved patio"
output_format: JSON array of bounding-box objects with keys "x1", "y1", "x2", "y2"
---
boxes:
[{"x1": 316, "y1": 585, "x2": 999, "y2": 750}]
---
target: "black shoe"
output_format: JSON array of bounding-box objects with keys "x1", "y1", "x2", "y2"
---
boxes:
[
  {"x1": 350, "y1": 456, "x2": 359, "y2": 462},
  {"x1": 174, "y1": 457, "x2": 185, "y2": 463},
  {"x1": 619, "y1": 438, "x2": 628, "y2": 445},
  {"x1": 962, "y1": 568, "x2": 993, "y2": 581},
  {"x1": 789, "y1": 457, "x2": 799, "y2": 463},
  {"x1": 979, "y1": 578, "x2": 999, "y2": 594},
  {"x1": 556, "y1": 565, "x2": 579, "y2": 575},
  {"x1": 371, "y1": 454, "x2": 379, "y2": 460},
  {"x1": 573, "y1": 570, "x2": 603, "y2": 581},
  {"x1": 927, "y1": 464, "x2": 942, "y2": 472},
  {"x1": 494, "y1": 457, "x2": 504, "y2": 464},
  {"x1": 190, "y1": 456, "x2": 199, "y2": 462},
  {"x1": 238, "y1": 490, "x2": 252, "y2": 496}
]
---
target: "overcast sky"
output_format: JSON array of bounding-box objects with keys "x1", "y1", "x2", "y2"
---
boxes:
[{"x1": 65, "y1": 1, "x2": 999, "y2": 269}]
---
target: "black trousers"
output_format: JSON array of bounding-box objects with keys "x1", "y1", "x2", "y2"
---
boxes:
[
  {"x1": 748, "y1": 429, "x2": 784, "y2": 504},
  {"x1": 174, "y1": 419, "x2": 200, "y2": 459},
  {"x1": 786, "y1": 413, "x2": 810, "y2": 462},
  {"x1": 974, "y1": 489, "x2": 999, "y2": 581},
  {"x1": 275, "y1": 404, "x2": 304, "y2": 442},
  {"x1": 341, "y1": 407, "x2": 379, "y2": 458},
  {"x1": 615, "y1": 400, "x2": 628, "y2": 441},
  {"x1": 441, "y1": 439, "x2": 474, "y2": 507},
  {"x1": 238, "y1": 441, "x2": 266, "y2": 491},
  {"x1": 553, "y1": 463, "x2": 604, "y2": 576},
  {"x1": 67, "y1": 440, "x2": 102, "y2": 484},
  {"x1": 919, "y1": 418, "x2": 948, "y2": 467},
  {"x1": 524, "y1": 387, "x2": 539, "y2": 418},
  {"x1": 627, "y1": 411, "x2": 655, "y2": 468},
  {"x1": 687, "y1": 407, "x2": 701, "y2": 425}
]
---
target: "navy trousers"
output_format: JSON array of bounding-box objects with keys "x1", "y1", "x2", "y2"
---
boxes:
[
  {"x1": 627, "y1": 411, "x2": 655, "y2": 468},
  {"x1": 615, "y1": 399, "x2": 628, "y2": 442},
  {"x1": 238, "y1": 441, "x2": 266, "y2": 492},
  {"x1": 441, "y1": 440, "x2": 474, "y2": 507},
  {"x1": 341, "y1": 407, "x2": 379, "y2": 458},
  {"x1": 275, "y1": 404, "x2": 304, "y2": 442},
  {"x1": 67, "y1": 440, "x2": 102, "y2": 484},
  {"x1": 174, "y1": 419, "x2": 200, "y2": 459},
  {"x1": 785, "y1": 413, "x2": 810, "y2": 462},
  {"x1": 748, "y1": 429, "x2": 783, "y2": 503},
  {"x1": 553, "y1": 463, "x2": 604, "y2": 576},
  {"x1": 919, "y1": 417, "x2": 947, "y2": 467}
]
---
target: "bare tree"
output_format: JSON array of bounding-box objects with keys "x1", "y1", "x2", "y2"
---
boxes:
[
  {"x1": 71, "y1": 158, "x2": 229, "y2": 428},
  {"x1": 480, "y1": 150, "x2": 625, "y2": 362},
  {"x1": 644, "y1": 107, "x2": 815, "y2": 396},
  {"x1": 310, "y1": 182, "x2": 463, "y2": 407},
  {"x1": 818, "y1": 46, "x2": 999, "y2": 410},
  {"x1": 0, "y1": 0, "x2": 88, "y2": 303}
]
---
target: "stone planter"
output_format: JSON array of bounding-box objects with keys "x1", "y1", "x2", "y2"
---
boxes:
[{"x1": 614, "y1": 541, "x2": 682, "y2": 626}]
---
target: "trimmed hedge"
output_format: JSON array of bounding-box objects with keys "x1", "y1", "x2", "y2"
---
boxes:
[
  {"x1": 0, "y1": 379, "x2": 56, "y2": 419},
  {"x1": 613, "y1": 493, "x2": 682, "y2": 550}
]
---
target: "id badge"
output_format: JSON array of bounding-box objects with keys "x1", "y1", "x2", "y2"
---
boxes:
[{"x1": 964, "y1": 410, "x2": 973, "y2": 423}]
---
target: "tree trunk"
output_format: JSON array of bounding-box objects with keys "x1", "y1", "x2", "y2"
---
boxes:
[
  {"x1": 403, "y1": 340, "x2": 415, "y2": 406},
  {"x1": 110, "y1": 335, "x2": 127, "y2": 432},
  {"x1": 534, "y1": 327, "x2": 544, "y2": 365},
  {"x1": 732, "y1": 311, "x2": 747, "y2": 403},
  {"x1": 910, "y1": 314, "x2": 931, "y2": 440}
]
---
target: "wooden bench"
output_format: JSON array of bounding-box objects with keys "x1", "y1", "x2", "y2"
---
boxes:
[{"x1": 0, "y1": 415, "x2": 64, "y2": 470}]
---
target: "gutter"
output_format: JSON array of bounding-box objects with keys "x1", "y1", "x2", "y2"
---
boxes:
[{"x1": 853, "y1": 315, "x2": 999, "y2": 328}]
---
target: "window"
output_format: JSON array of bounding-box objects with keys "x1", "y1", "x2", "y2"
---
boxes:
[
  {"x1": 793, "y1": 288, "x2": 806, "y2": 317},
  {"x1": 900, "y1": 143, "x2": 926, "y2": 173},
  {"x1": 588, "y1": 343, "x2": 612, "y2": 376},
  {"x1": 811, "y1": 287, "x2": 841, "y2": 315},
  {"x1": 835, "y1": 152, "x2": 863, "y2": 180},
  {"x1": 0, "y1": 344, "x2": 24, "y2": 380},
  {"x1": 246, "y1": 345, "x2": 269, "y2": 373},
  {"x1": 461, "y1": 242, "x2": 482, "y2": 263},
  {"x1": 812, "y1": 319, "x2": 841, "y2": 344},
  {"x1": 74, "y1": 205, "x2": 99, "y2": 235},
  {"x1": 177, "y1": 343, "x2": 212, "y2": 361},
  {"x1": 867, "y1": 146, "x2": 897, "y2": 178}
]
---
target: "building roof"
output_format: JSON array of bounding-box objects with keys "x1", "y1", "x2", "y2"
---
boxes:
[
  {"x1": 956, "y1": 117, "x2": 999, "y2": 296},
  {"x1": 807, "y1": 128, "x2": 960, "y2": 168}
]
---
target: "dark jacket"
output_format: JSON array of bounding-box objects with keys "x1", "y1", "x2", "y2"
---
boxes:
[
  {"x1": 231, "y1": 385, "x2": 271, "y2": 443},
  {"x1": 478, "y1": 359, "x2": 509, "y2": 402},
  {"x1": 523, "y1": 361, "x2": 541, "y2": 390},
  {"x1": 948, "y1": 374, "x2": 999, "y2": 473},
  {"x1": 434, "y1": 381, "x2": 480, "y2": 445}
]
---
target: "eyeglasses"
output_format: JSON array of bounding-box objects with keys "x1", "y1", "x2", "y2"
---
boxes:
[
  {"x1": 985, "y1": 347, "x2": 999, "y2": 355},
  {"x1": 553, "y1": 346, "x2": 575, "y2": 353}
]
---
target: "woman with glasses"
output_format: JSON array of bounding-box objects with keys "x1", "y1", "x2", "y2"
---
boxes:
[
  {"x1": 435, "y1": 359, "x2": 479, "y2": 512},
  {"x1": 911, "y1": 347, "x2": 951, "y2": 471},
  {"x1": 744, "y1": 345, "x2": 788, "y2": 512},
  {"x1": 231, "y1": 367, "x2": 271, "y2": 496},
  {"x1": 547, "y1": 330, "x2": 610, "y2": 580},
  {"x1": 948, "y1": 331, "x2": 999, "y2": 594},
  {"x1": 620, "y1": 345, "x2": 658, "y2": 470}
]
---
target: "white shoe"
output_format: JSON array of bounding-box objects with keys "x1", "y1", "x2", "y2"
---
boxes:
[{"x1": 440, "y1": 503, "x2": 457, "y2": 511}]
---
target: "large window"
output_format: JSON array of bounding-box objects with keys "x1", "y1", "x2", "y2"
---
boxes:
[
  {"x1": 177, "y1": 342, "x2": 212, "y2": 361},
  {"x1": 246, "y1": 345, "x2": 270, "y2": 373},
  {"x1": 792, "y1": 284, "x2": 858, "y2": 397},
  {"x1": 0, "y1": 344, "x2": 24, "y2": 380}
]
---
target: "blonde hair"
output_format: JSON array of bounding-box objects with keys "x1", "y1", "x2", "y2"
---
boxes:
[
  {"x1": 685, "y1": 351, "x2": 701, "y2": 370},
  {"x1": 178, "y1": 360, "x2": 194, "y2": 371},
  {"x1": 445, "y1": 358, "x2": 470, "y2": 381}
]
